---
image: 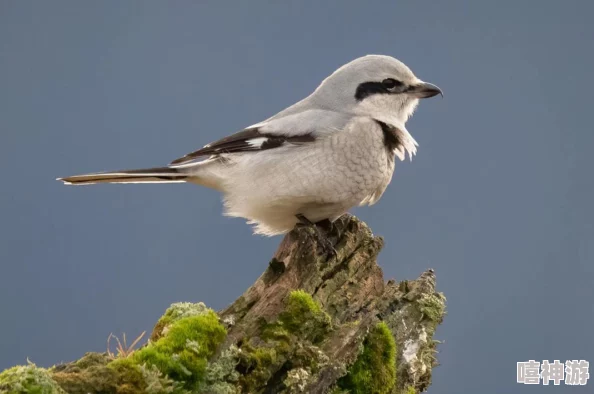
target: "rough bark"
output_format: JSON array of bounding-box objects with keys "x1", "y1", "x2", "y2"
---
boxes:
[{"x1": 0, "y1": 214, "x2": 445, "y2": 394}]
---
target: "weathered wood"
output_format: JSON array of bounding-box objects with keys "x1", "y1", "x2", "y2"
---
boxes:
[
  {"x1": 218, "y1": 214, "x2": 445, "y2": 394},
  {"x1": 0, "y1": 215, "x2": 445, "y2": 394}
]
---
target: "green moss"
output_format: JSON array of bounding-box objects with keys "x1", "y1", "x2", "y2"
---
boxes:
[
  {"x1": 51, "y1": 353, "x2": 118, "y2": 394},
  {"x1": 236, "y1": 290, "x2": 334, "y2": 391},
  {"x1": 51, "y1": 303, "x2": 227, "y2": 393},
  {"x1": 277, "y1": 290, "x2": 332, "y2": 342},
  {"x1": 0, "y1": 362, "x2": 65, "y2": 394},
  {"x1": 418, "y1": 293, "x2": 446, "y2": 323},
  {"x1": 133, "y1": 309, "x2": 227, "y2": 391},
  {"x1": 2, "y1": 304, "x2": 228, "y2": 393},
  {"x1": 405, "y1": 385, "x2": 416, "y2": 394},
  {"x1": 71, "y1": 352, "x2": 111, "y2": 370},
  {"x1": 52, "y1": 353, "x2": 174, "y2": 394},
  {"x1": 237, "y1": 344, "x2": 279, "y2": 392},
  {"x1": 107, "y1": 358, "x2": 148, "y2": 394},
  {"x1": 336, "y1": 322, "x2": 397, "y2": 394},
  {"x1": 150, "y1": 302, "x2": 208, "y2": 341}
]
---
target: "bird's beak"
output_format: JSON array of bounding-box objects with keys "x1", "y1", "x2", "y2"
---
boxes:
[{"x1": 407, "y1": 82, "x2": 443, "y2": 99}]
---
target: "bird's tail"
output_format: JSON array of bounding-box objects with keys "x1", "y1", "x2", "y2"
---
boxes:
[{"x1": 57, "y1": 166, "x2": 188, "y2": 185}]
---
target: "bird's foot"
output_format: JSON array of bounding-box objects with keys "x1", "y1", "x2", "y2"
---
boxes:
[
  {"x1": 295, "y1": 214, "x2": 338, "y2": 260},
  {"x1": 315, "y1": 218, "x2": 343, "y2": 241}
]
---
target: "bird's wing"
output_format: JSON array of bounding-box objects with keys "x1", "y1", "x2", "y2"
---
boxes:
[{"x1": 169, "y1": 109, "x2": 351, "y2": 165}]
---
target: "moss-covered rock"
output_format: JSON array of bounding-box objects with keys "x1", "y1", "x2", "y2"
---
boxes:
[
  {"x1": 51, "y1": 352, "x2": 119, "y2": 394},
  {"x1": 336, "y1": 322, "x2": 397, "y2": 394},
  {"x1": 52, "y1": 303, "x2": 227, "y2": 394},
  {"x1": 51, "y1": 351, "x2": 176, "y2": 394},
  {"x1": 0, "y1": 215, "x2": 446, "y2": 394},
  {"x1": 150, "y1": 302, "x2": 209, "y2": 342},
  {"x1": 132, "y1": 307, "x2": 227, "y2": 391},
  {"x1": 277, "y1": 290, "x2": 332, "y2": 343},
  {"x1": 0, "y1": 362, "x2": 65, "y2": 394},
  {"x1": 418, "y1": 293, "x2": 446, "y2": 323},
  {"x1": 234, "y1": 290, "x2": 334, "y2": 393},
  {"x1": 381, "y1": 270, "x2": 446, "y2": 393}
]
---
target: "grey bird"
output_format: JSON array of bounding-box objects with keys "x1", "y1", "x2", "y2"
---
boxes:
[{"x1": 58, "y1": 55, "x2": 442, "y2": 236}]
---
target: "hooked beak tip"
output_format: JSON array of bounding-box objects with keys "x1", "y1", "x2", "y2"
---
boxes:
[{"x1": 410, "y1": 82, "x2": 443, "y2": 99}]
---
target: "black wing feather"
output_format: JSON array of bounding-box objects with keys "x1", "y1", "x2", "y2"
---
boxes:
[{"x1": 170, "y1": 127, "x2": 314, "y2": 165}]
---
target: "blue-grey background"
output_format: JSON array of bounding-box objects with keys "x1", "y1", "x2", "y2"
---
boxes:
[{"x1": 1, "y1": 1, "x2": 593, "y2": 393}]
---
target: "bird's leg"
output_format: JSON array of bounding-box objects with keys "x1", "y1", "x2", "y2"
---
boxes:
[
  {"x1": 314, "y1": 218, "x2": 344, "y2": 241},
  {"x1": 314, "y1": 218, "x2": 333, "y2": 232},
  {"x1": 295, "y1": 214, "x2": 337, "y2": 260},
  {"x1": 295, "y1": 213, "x2": 315, "y2": 227}
]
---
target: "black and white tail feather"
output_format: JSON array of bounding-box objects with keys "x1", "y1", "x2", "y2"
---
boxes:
[
  {"x1": 57, "y1": 167, "x2": 188, "y2": 185},
  {"x1": 56, "y1": 123, "x2": 319, "y2": 186}
]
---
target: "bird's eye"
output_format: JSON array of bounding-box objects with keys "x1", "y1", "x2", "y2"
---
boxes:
[{"x1": 382, "y1": 78, "x2": 403, "y2": 90}]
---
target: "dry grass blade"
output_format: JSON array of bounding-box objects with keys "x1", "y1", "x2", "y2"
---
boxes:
[
  {"x1": 126, "y1": 331, "x2": 146, "y2": 353},
  {"x1": 106, "y1": 330, "x2": 146, "y2": 359}
]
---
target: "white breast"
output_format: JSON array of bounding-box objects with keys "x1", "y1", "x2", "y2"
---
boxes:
[{"x1": 207, "y1": 117, "x2": 396, "y2": 235}]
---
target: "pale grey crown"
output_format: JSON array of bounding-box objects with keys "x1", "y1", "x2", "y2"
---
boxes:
[{"x1": 309, "y1": 55, "x2": 420, "y2": 111}]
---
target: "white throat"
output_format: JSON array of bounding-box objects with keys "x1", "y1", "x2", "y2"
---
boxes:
[{"x1": 353, "y1": 96, "x2": 420, "y2": 161}]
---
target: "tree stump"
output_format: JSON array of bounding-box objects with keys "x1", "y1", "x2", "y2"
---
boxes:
[{"x1": 0, "y1": 215, "x2": 446, "y2": 394}]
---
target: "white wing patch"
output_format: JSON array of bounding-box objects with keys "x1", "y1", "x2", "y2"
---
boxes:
[{"x1": 246, "y1": 137, "x2": 268, "y2": 148}]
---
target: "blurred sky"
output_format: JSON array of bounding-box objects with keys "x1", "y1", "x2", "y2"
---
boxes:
[{"x1": 1, "y1": 1, "x2": 593, "y2": 393}]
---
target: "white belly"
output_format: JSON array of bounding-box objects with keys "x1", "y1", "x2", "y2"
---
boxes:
[{"x1": 196, "y1": 119, "x2": 395, "y2": 235}]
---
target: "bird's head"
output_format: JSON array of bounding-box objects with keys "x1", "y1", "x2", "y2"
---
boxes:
[{"x1": 310, "y1": 55, "x2": 442, "y2": 126}]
